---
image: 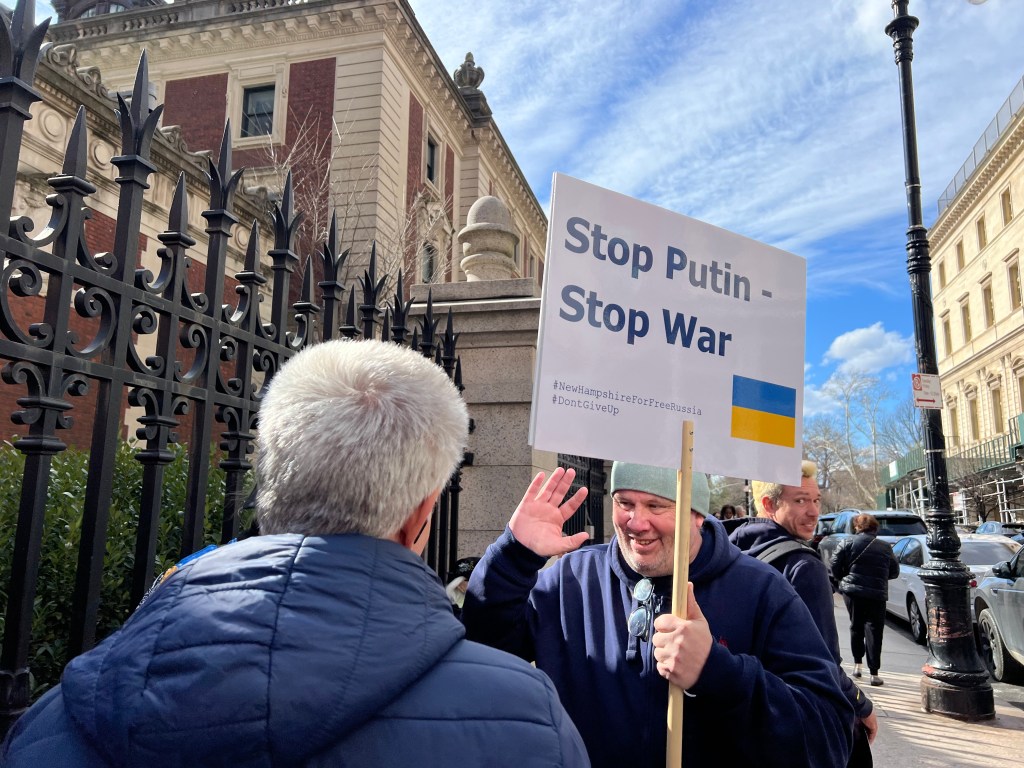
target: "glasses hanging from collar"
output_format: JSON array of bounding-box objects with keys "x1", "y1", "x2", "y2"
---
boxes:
[{"x1": 628, "y1": 577, "x2": 655, "y2": 642}]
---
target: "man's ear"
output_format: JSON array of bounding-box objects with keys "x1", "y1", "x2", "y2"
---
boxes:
[
  {"x1": 397, "y1": 488, "x2": 442, "y2": 554},
  {"x1": 759, "y1": 496, "x2": 776, "y2": 520}
]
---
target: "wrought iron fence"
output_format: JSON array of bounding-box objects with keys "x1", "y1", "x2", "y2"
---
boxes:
[
  {"x1": 0, "y1": 0, "x2": 464, "y2": 733},
  {"x1": 557, "y1": 453, "x2": 606, "y2": 541}
]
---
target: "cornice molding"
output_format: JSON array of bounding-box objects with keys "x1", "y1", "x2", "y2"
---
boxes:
[
  {"x1": 930, "y1": 110, "x2": 1024, "y2": 247},
  {"x1": 49, "y1": 0, "x2": 547, "y2": 235}
]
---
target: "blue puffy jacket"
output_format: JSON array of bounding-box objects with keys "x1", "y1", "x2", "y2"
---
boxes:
[{"x1": 2, "y1": 534, "x2": 589, "y2": 768}]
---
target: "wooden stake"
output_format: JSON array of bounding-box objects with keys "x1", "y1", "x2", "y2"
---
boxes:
[{"x1": 666, "y1": 419, "x2": 694, "y2": 768}]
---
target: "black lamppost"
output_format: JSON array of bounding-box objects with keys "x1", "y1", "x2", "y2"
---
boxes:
[{"x1": 885, "y1": 0, "x2": 993, "y2": 720}]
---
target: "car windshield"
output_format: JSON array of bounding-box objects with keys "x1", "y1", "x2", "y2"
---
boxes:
[
  {"x1": 878, "y1": 519, "x2": 927, "y2": 536},
  {"x1": 960, "y1": 541, "x2": 1021, "y2": 566}
]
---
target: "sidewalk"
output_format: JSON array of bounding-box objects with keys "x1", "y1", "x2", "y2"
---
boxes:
[{"x1": 833, "y1": 596, "x2": 1024, "y2": 767}]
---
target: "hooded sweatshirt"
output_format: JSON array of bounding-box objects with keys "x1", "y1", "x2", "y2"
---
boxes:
[
  {"x1": 730, "y1": 518, "x2": 873, "y2": 720},
  {"x1": 464, "y1": 516, "x2": 853, "y2": 768},
  {"x1": 2, "y1": 534, "x2": 589, "y2": 768}
]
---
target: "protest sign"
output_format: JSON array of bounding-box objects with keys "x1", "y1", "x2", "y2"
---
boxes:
[{"x1": 529, "y1": 173, "x2": 806, "y2": 485}]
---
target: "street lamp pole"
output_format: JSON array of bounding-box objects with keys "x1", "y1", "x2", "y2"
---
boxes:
[{"x1": 885, "y1": 0, "x2": 993, "y2": 720}]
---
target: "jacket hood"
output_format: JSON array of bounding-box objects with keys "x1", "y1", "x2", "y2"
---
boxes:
[
  {"x1": 729, "y1": 518, "x2": 794, "y2": 558},
  {"x1": 59, "y1": 534, "x2": 464, "y2": 766}
]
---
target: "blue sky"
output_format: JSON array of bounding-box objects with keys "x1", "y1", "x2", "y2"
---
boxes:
[
  {"x1": 406, "y1": 0, "x2": 1024, "y2": 417},
  {"x1": 31, "y1": 0, "x2": 1024, "y2": 417}
]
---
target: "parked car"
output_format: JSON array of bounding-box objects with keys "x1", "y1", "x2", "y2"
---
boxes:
[
  {"x1": 885, "y1": 534, "x2": 1022, "y2": 645},
  {"x1": 811, "y1": 512, "x2": 838, "y2": 552},
  {"x1": 974, "y1": 546, "x2": 1024, "y2": 683},
  {"x1": 975, "y1": 520, "x2": 1024, "y2": 545},
  {"x1": 818, "y1": 509, "x2": 927, "y2": 582}
]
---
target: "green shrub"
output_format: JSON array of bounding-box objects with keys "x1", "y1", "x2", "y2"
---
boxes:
[{"x1": 0, "y1": 439, "x2": 254, "y2": 699}]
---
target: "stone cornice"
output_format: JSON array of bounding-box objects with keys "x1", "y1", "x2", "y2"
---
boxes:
[
  {"x1": 49, "y1": 0, "x2": 547, "y2": 238},
  {"x1": 930, "y1": 108, "x2": 1024, "y2": 248},
  {"x1": 33, "y1": 42, "x2": 268, "y2": 244}
]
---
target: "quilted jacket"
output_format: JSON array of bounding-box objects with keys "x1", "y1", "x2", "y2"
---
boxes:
[{"x1": 2, "y1": 534, "x2": 589, "y2": 768}]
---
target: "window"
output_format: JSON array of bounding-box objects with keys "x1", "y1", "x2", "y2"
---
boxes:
[
  {"x1": 1002, "y1": 188, "x2": 1013, "y2": 225},
  {"x1": 1010, "y1": 261, "x2": 1022, "y2": 310},
  {"x1": 241, "y1": 85, "x2": 274, "y2": 138},
  {"x1": 956, "y1": 240, "x2": 965, "y2": 270},
  {"x1": 968, "y1": 397, "x2": 980, "y2": 440},
  {"x1": 941, "y1": 314, "x2": 952, "y2": 355},
  {"x1": 1019, "y1": 374, "x2": 1024, "y2": 413},
  {"x1": 426, "y1": 136, "x2": 438, "y2": 185},
  {"x1": 983, "y1": 283, "x2": 995, "y2": 327},
  {"x1": 992, "y1": 387, "x2": 1004, "y2": 434},
  {"x1": 421, "y1": 241, "x2": 437, "y2": 283},
  {"x1": 960, "y1": 299, "x2": 972, "y2": 342},
  {"x1": 977, "y1": 215, "x2": 988, "y2": 250},
  {"x1": 937, "y1": 260, "x2": 946, "y2": 289},
  {"x1": 949, "y1": 405, "x2": 959, "y2": 442}
]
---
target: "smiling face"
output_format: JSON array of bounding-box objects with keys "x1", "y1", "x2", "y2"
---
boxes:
[
  {"x1": 612, "y1": 490, "x2": 703, "y2": 577},
  {"x1": 763, "y1": 476, "x2": 821, "y2": 541}
]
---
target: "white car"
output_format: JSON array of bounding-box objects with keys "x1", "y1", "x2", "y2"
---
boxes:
[
  {"x1": 974, "y1": 547, "x2": 1024, "y2": 682},
  {"x1": 885, "y1": 534, "x2": 1022, "y2": 645}
]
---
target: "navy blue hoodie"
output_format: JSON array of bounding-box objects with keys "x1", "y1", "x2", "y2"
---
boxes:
[
  {"x1": 730, "y1": 518, "x2": 873, "y2": 720},
  {"x1": 465, "y1": 516, "x2": 853, "y2": 767}
]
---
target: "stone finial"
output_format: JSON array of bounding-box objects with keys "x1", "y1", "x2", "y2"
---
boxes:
[
  {"x1": 454, "y1": 52, "x2": 485, "y2": 90},
  {"x1": 458, "y1": 196, "x2": 520, "y2": 281}
]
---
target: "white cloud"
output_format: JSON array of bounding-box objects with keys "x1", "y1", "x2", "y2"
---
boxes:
[
  {"x1": 803, "y1": 382, "x2": 841, "y2": 417},
  {"x1": 412, "y1": 0, "x2": 1024, "y2": 291},
  {"x1": 821, "y1": 322, "x2": 914, "y2": 374}
]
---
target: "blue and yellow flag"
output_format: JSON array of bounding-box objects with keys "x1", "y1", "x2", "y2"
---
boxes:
[{"x1": 730, "y1": 375, "x2": 796, "y2": 448}]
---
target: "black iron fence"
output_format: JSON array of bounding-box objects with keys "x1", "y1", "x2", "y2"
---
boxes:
[{"x1": 0, "y1": 0, "x2": 464, "y2": 733}]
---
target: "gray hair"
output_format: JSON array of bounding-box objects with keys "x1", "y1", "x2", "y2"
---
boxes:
[
  {"x1": 256, "y1": 339, "x2": 469, "y2": 538},
  {"x1": 752, "y1": 460, "x2": 817, "y2": 517}
]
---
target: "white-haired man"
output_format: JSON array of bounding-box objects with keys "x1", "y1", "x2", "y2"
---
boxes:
[
  {"x1": 2, "y1": 339, "x2": 589, "y2": 768},
  {"x1": 464, "y1": 462, "x2": 852, "y2": 768},
  {"x1": 730, "y1": 460, "x2": 876, "y2": 766}
]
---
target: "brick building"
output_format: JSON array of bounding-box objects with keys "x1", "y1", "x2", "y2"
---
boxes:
[{"x1": 48, "y1": 0, "x2": 549, "y2": 292}]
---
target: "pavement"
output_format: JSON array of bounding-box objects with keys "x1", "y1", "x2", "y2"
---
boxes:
[{"x1": 833, "y1": 596, "x2": 1024, "y2": 767}]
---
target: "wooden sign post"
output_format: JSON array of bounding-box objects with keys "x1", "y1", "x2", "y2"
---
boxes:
[{"x1": 666, "y1": 419, "x2": 694, "y2": 768}]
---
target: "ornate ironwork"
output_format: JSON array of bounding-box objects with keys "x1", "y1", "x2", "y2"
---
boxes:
[{"x1": 0, "y1": 0, "x2": 465, "y2": 734}]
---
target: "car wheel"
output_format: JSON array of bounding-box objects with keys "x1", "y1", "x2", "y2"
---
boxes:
[
  {"x1": 908, "y1": 596, "x2": 927, "y2": 645},
  {"x1": 978, "y1": 609, "x2": 1024, "y2": 684}
]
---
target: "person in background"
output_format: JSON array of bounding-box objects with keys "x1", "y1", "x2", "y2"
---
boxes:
[
  {"x1": 731, "y1": 460, "x2": 877, "y2": 766},
  {"x1": 445, "y1": 556, "x2": 480, "y2": 618},
  {"x1": 464, "y1": 461, "x2": 852, "y2": 768},
  {"x1": 1, "y1": 339, "x2": 589, "y2": 768},
  {"x1": 718, "y1": 504, "x2": 739, "y2": 521},
  {"x1": 830, "y1": 513, "x2": 900, "y2": 687}
]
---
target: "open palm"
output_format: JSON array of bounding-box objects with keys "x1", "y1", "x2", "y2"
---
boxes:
[{"x1": 509, "y1": 467, "x2": 591, "y2": 557}]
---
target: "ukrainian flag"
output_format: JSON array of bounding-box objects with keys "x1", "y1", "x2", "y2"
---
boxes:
[{"x1": 730, "y1": 375, "x2": 797, "y2": 448}]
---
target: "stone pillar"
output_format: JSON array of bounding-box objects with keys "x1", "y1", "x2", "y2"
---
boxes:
[
  {"x1": 410, "y1": 278, "x2": 556, "y2": 559},
  {"x1": 458, "y1": 195, "x2": 520, "y2": 281}
]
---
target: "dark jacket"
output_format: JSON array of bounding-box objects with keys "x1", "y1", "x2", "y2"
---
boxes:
[
  {"x1": 2, "y1": 534, "x2": 589, "y2": 768},
  {"x1": 464, "y1": 516, "x2": 853, "y2": 768},
  {"x1": 730, "y1": 519, "x2": 873, "y2": 720},
  {"x1": 830, "y1": 532, "x2": 900, "y2": 601}
]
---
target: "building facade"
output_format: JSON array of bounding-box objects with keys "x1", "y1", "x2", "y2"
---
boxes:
[
  {"x1": 48, "y1": 0, "x2": 549, "y2": 292},
  {"x1": 884, "y1": 75, "x2": 1024, "y2": 524}
]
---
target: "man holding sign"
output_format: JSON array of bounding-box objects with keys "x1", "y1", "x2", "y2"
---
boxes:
[{"x1": 464, "y1": 463, "x2": 852, "y2": 768}]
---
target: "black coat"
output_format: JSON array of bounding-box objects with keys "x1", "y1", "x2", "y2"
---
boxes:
[{"x1": 830, "y1": 533, "x2": 899, "y2": 601}]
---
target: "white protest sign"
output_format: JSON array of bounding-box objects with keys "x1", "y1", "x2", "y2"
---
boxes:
[{"x1": 529, "y1": 173, "x2": 806, "y2": 485}]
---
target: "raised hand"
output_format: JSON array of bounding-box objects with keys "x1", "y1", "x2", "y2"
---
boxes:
[{"x1": 509, "y1": 467, "x2": 590, "y2": 557}]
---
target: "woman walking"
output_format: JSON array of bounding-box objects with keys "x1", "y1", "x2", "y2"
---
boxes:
[{"x1": 830, "y1": 513, "x2": 900, "y2": 686}]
